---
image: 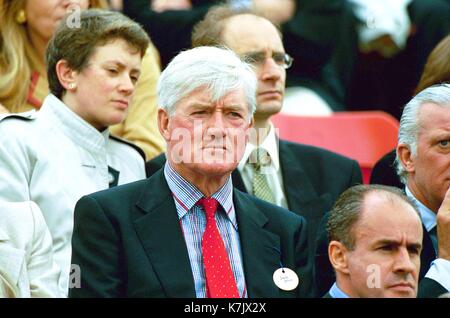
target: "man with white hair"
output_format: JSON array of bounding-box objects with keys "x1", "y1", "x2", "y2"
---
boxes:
[
  {"x1": 146, "y1": 5, "x2": 362, "y2": 275},
  {"x1": 395, "y1": 83, "x2": 450, "y2": 297},
  {"x1": 69, "y1": 46, "x2": 312, "y2": 298}
]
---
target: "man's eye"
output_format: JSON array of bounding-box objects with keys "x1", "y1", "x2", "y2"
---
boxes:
[
  {"x1": 108, "y1": 69, "x2": 118, "y2": 74},
  {"x1": 439, "y1": 140, "x2": 450, "y2": 148},
  {"x1": 244, "y1": 53, "x2": 264, "y2": 64},
  {"x1": 379, "y1": 245, "x2": 394, "y2": 251},
  {"x1": 272, "y1": 53, "x2": 285, "y2": 64},
  {"x1": 229, "y1": 112, "x2": 242, "y2": 118}
]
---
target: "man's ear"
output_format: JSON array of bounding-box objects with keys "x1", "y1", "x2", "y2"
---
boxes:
[
  {"x1": 158, "y1": 108, "x2": 171, "y2": 142},
  {"x1": 397, "y1": 143, "x2": 415, "y2": 174},
  {"x1": 55, "y1": 60, "x2": 77, "y2": 91},
  {"x1": 328, "y1": 241, "x2": 350, "y2": 275}
]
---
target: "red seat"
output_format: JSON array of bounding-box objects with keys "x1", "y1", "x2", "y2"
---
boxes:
[{"x1": 271, "y1": 111, "x2": 399, "y2": 184}]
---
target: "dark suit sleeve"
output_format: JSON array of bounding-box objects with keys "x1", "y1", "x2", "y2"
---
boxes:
[
  {"x1": 69, "y1": 195, "x2": 124, "y2": 298},
  {"x1": 294, "y1": 217, "x2": 316, "y2": 297},
  {"x1": 418, "y1": 278, "x2": 448, "y2": 298}
]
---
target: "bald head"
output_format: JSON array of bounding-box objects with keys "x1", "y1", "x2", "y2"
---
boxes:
[{"x1": 327, "y1": 185, "x2": 423, "y2": 298}]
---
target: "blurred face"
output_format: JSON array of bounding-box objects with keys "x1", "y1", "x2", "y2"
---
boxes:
[
  {"x1": 25, "y1": 0, "x2": 90, "y2": 43},
  {"x1": 222, "y1": 15, "x2": 286, "y2": 121},
  {"x1": 405, "y1": 103, "x2": 450, "y2": 212},
  {"x1": 160, "y1": 88, "x2": 252, "y2": 180},
  {"x1": 341, "y1": 193, "x2": 423, "y2": 298},
  {"x1": 68, "y1": 38, "x2": 142, "y2": 130}
]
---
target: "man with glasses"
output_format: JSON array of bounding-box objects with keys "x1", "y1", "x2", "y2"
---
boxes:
[{"x1": 146, "y1": 5, "x2": 362, "y2": 279}]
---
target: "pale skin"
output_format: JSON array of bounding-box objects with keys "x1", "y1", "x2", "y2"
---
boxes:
[
  {"x1": 158, "y1": 88, "x2": 253, "y2": 197},
  {"x1": 55, "y1": 39, "x2": 142, "y2": 131},
  {"x1": 252, "y1": 0, "x2": 296, "y2": 25},
  {"x1": 25, "y1": 0, "x2": 90, "y2": 68},
  {"x1": 221, "y1": 14, "x2": 286, "y2": 145},
  {"x1": 0, "y1": 102, "x2": 8, "y2": 114},
  {"x1": 397, "y1": 102, "x2": 450, "y2": 261},
  {"x1": 151, "y1": 0, "x2": 191, "y2": 12},
  {"x1": 329, "y1": 192, "x2": 423, "y2": 298}
]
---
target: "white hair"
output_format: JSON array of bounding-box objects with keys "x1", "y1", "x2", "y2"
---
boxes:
[
  {"x1": 157, "y1": 46, "x2": 257, "y2": 117},
  {"x1": 396, "y1": 84, "x2": 450, "y2": 184}
]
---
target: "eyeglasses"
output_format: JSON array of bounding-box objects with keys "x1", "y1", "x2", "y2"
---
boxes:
[{"x1": 242, "y1": 52, "x2": 294, "y2": 69}]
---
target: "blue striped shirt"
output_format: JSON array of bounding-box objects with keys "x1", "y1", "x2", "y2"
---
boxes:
[{"x1": 164, "y1": 162, "x2": 247, "y2": 298}]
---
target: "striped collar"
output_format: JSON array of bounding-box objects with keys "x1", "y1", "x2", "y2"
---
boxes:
[{"x1": 163, "y1": 162, "x2": 236, "y2": 227}]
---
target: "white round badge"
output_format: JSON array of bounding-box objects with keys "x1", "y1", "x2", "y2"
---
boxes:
[{"x1": 273, "y1": 267, "x2": 299, "y2": 291}]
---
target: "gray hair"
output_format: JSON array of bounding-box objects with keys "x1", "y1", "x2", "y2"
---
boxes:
[
  {"x1": 327, "y1": 184, "x2": 418, "y2": 250},
  {"x1": 157, "y1": 46, "x2": 257, "y2": 117},
  {"x1": 395, "y1": 84, "x2": 450, "y2": 184}
]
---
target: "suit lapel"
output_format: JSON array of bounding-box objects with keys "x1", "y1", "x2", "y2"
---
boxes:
[
  {"x1": 233, "y1": 190, "x2": 283, "y2": 297},
  {"x1": 278, "y1": 141, "x2": 332, "y2": 220},
  {"x1": 133, "y1": 170, "x2": 196, "y2": 297},
  {"x1": 232, "y1": 170, "x2": 247, "y2": 193}
]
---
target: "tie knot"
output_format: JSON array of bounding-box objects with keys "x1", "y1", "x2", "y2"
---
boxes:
[
  {"x1": 198, "y1": 197, "x2": 219, "y2": 218},
  {"x1": 250, "y1": 148, "x2": 271, "y2": 169}
]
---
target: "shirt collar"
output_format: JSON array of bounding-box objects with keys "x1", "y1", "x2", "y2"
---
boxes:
[
  {"x1": 238, "y1": 122, "x2": 280, "y2": 171},
  {"x1": 164, "y1": 162, "x2": 235, "y2": 224},
  {"x1": 405, "y1": 186, "x2": 436, "y2": 231},
  {"x1": 329, "y1": 282, "x2": 350, "y2": 298}
]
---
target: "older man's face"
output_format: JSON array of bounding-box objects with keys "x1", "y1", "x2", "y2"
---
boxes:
[
  {"x1": 160, "y1": 87, "x2": 252, "y2": 179},
  {"x1": 405, "y1": 103, "x2": 450, "y2": 212}
]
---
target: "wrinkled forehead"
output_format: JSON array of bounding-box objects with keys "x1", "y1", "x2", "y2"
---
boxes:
[
  {"x1": 418, "y1": 102, "x2": 450, "y2": 130},
  {"x1": 354, "y1": 193, "x2": 422, "y2": 240},
  {"x1": 176, "y1": 86, "x2": 247, "y2": 108}
]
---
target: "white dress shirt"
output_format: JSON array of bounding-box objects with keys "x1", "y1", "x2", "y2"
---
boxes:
[
  {"x1": 0, "y1": 94, "x2": 146, "y2": 296},
  {"x1": 237, "y1": 123, "x2": 288, "y2": 209}
]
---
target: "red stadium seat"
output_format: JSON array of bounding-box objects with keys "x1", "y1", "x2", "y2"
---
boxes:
[{"x1": 271, "y1": 111, "x2": 399, "y2": 184}]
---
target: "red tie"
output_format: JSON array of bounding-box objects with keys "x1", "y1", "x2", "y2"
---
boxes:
[{"x1": 198, "y1": 197, "x2": 240, "y2": 298}]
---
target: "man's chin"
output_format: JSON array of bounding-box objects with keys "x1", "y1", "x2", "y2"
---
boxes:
[
  {"x1": 254, "y1": 101, "x2": 283, "y2": 117},
  {"x1": 197, "y1": 162, "x2": 237, "y2": 177}
]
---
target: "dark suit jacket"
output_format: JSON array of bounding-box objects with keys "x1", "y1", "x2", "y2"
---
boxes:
[
  {"x1": 146, "y1": 140, "x2": 362, "y2": 266},
  {"x1": 69, "y1": 169, "x2": 313, "y2": 298},
  {"x1": 370, "y1": 149, "x2": 403, "y2": 189},
  {"x1": 315, "y1": 211, "x2": 448, "y2": 298}
]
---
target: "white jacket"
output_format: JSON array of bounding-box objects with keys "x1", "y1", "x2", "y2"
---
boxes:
[
  {"x1": 0, "y1": 94, "x2": 146, "y2": 296},
  {"x1": 0, "y1": 201, "x2": 60, "y2": 297}
]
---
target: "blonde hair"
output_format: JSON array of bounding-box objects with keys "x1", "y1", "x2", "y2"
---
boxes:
[{"x1": 0, "y1": 0, "x2": 109, "y2": 112}]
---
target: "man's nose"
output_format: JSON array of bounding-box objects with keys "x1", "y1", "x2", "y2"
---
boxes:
[
  {"x1": 259, "y1": 57, "x2": 283, "y2": 81},
  {"x1": 393, "y1": 247, "x2": 416, "y2": 274}
]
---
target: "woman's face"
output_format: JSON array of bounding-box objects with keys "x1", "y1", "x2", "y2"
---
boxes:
[
  {"x1": 25, "y1": 0, "x2": 90, "y2": 43},
  {"x1": 66, "y1": 38, "x2": 143, "y2": 130}
]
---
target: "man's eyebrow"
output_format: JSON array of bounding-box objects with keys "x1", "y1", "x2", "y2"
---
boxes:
[{"x1": 374, "y1": 239, "x2": 422, "y2": 249}]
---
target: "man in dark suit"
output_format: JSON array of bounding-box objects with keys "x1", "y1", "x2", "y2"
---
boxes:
[
  {"x1": 147, "y1": 5, "x2": 362, "y2": 265},
  {"x1": 316, "y1": 84, "x2": 450, "y2": 298},
  {"x1": 69, "y1": 46, "x2": 312, "y2": 298},
  {"x1": 325, "y1": 185, "x2": 423, "y2": 298}
]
